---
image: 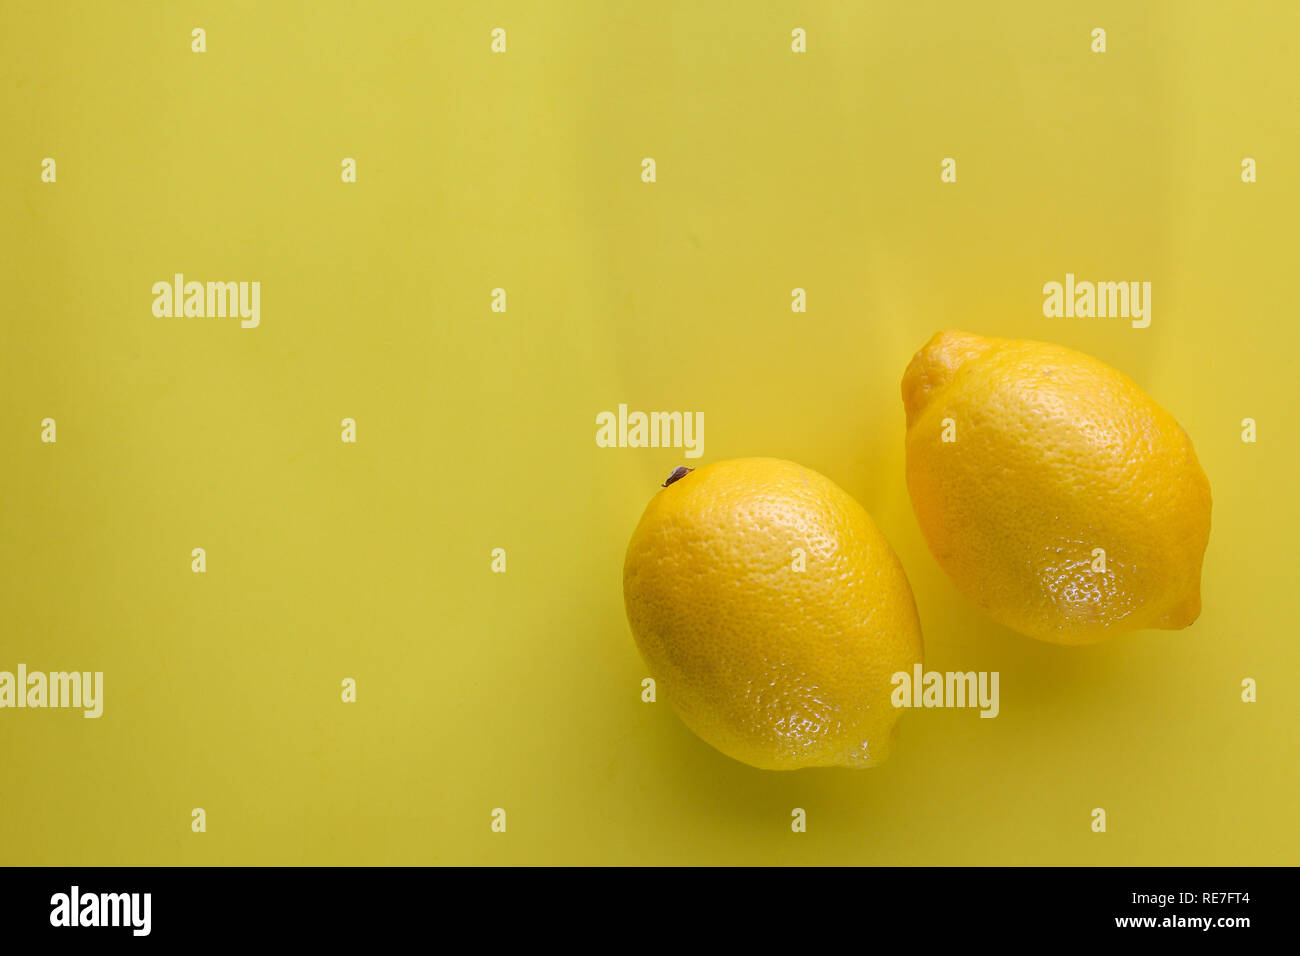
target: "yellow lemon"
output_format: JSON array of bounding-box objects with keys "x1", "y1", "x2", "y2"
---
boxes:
[
  {"x1": 623, "y1": 458, "x2": 923, "y2": 770},
  {"x1": 902, "y1": 330, "x2": 1212, "y2": 645}
]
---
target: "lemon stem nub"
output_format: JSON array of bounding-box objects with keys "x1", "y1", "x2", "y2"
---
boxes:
[{"x1": 662, "y1": 466, "x2": 694, "y2": 488}]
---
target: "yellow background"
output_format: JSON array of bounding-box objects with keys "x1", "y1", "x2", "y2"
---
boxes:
[{"x1": 2, "y1": 1, "x2": 1296, "y2": 865}]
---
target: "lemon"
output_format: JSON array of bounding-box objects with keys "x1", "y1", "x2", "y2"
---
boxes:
[
  {"x1": 623, "y1": 458, "x2": 923, "y2": 770},
  {"x1": 902, "y1": 330, "x2": 1212, "y2": 645}
]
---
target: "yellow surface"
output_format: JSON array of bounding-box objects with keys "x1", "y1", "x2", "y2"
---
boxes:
[
  {"x1": 624, "y1": 458, "x2": 923, "y2": 770},
  {"x1": 903, "y1": 330, "x2": 1211, "y2": 644},
  {"x1": 1, "y1": 1, "x2": 1296, "y2": 865}
]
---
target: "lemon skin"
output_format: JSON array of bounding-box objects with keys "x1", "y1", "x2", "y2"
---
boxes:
[
  {"x1": 623, "y1": 458, "x2": 924, "y2": 770},
  {"x1": 902, "y1": 330, "x2": 1212, "y2": 645}
]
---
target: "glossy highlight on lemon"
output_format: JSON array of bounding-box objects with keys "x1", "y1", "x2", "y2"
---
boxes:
[
  {"x1": 623, "y1": 458, "x2": 924, "y2": 770},
  {"x1": 902, "y1": 330, "x2": 1212, "y2": 645}
]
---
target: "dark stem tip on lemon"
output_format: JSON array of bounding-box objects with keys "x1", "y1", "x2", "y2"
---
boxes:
[{"x1": 662, "y1": 466, "x2": 694, "y2": 488}]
